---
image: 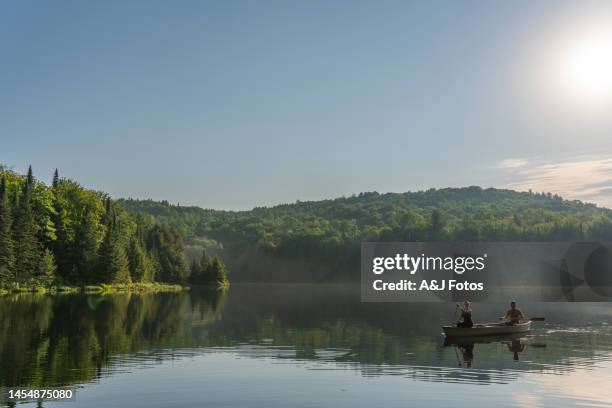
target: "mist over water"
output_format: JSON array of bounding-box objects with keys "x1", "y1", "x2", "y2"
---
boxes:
[{"x1": 2, "y1": 285, "x2": 612, "y2": 407}]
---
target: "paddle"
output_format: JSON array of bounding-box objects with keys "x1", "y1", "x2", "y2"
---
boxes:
[{"x1": 498, "y1": 317, "x2": 545, "y2": 322}]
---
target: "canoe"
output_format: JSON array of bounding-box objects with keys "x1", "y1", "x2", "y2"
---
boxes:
[{"x1": 442, "y1": 321, "x2": 531, "y2": 337}]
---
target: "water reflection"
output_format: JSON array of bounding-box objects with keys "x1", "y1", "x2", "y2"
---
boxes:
[
  {"x1": 444, "y1": 333, "x2": 531, "y2": 368},
  {"x1": 0, "y1": 284, "x2": 612, "y2": 391}
]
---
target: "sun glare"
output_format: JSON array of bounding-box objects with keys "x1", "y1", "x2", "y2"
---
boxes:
[{"x1": 561, "y1": 28, "x2": 612, "y2": 101}]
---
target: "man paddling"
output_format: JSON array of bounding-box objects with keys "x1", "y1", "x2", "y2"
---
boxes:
[{"x1": 502, "y1": 301, "x2": 524, "y2": 325}]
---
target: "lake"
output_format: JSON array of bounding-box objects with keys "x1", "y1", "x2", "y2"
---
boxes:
[{"x1": 1, "y1": 284, "x2": 612, "y2": 407}]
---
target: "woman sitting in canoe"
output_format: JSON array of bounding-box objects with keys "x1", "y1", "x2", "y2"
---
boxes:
[{"x1": 456, "y1": 300, "x2": 473, "y2": 328}]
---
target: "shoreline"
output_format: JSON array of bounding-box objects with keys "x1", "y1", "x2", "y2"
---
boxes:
[{"x1": 0, "y1": 282, "x2": 190, "y2": 296}]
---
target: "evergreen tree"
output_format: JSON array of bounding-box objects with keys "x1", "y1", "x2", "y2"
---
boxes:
[
  {"x1": 73, "y1": 210, "x2": 100, "y2": 283},
  {"x1": 210, "y1": 256, "x2": 228, "y2": 285},
  {"x1": 13, "y1": 167, "x2": 40, "y2": 280},
  {"x1": 52, "y1": 169, "x2": 59, "y2": 189},
  {"x1": 51, "y1": 172, "x2": 70, "y2": 279},
  {"x1": 128, "y1": 237, "x2": 152, "y2": 282},
  {"x1": 37, "y1": 248, "x2": 57, "y2": 285},
  {"x1": 188, "y1": 249, "x2": 209, "y2": 284},
  {"x1": 12, "y1": 189, "x2": 18, "y2": 211},
  {"x1": 188, "y1": 249, "x2": 227, "y2": 286},
  {"x1": 0, "y1": 176, "x2": 15, "y2": 282},
  {"x1": 101, "y1": 197, "x2": 113, "y2": 227},
  {"x1": 99, "y1": 227, "x2": 130, "y2": 284},
  {"x1": 199, "y1": 249, "x2": 210, "y2": 272},
  {"x1": 26, "y1": 165, "x2": 34, "y2": 186},
  {"x1": 98, "y1": 207, "x2": 130, "y2": 284},
  {"x1": 146, "y1": 224, "x2": 188, "y2": 283},
  {"x1": 109, "y1": 238, "x2": 130, "y2": 284}
]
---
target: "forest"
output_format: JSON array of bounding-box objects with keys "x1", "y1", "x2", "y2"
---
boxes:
[
  {"x1": 121, "y1": 187, "x2": 612, "y2": 281},
  {"x1": 5, "y1": 162, "x2": 611, "y2": 285},
  {"x1": 0, "y1": 165, "x2": 227, "y2": 291}
]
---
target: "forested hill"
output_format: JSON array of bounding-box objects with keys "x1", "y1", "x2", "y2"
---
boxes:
[{"x1": 121, "y1": 187, "x2": 612, "y2": 282}]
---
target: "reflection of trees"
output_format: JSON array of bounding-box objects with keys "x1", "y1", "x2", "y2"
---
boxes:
[
  {"x1": 0, "y1": 290, "x2": 226, "y2": 387},
  {"x1": 193, "y1": 286, "x2": 612, "y2": 380},
  {"x1": 191, "y1": 288, "x2": 227, "y2": 326},
  {"x1": 2, "y1": 286, "x2": 612, "y2": 388}
]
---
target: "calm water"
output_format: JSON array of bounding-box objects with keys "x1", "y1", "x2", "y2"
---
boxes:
[{"x1": 2, "y1": 284, "x2": 612, "y2": 407}]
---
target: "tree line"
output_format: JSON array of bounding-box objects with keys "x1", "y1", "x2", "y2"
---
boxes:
[
  {"x1": 121, "y1": 186, "x2": 612, "y2": 279},
  {"x1": 0, "y1": 165, "x2": 227, "y2": 288}
]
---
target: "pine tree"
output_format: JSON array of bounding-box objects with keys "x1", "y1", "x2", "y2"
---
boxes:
[
  {"x1": 12, "y1": 189, "x2": 18, "y2": 210},
  {"x1": 199, "y1": 249, "x2": 210, "y2": 273},
  {"x1": 73, "y1": 210, "x2": 100, "y2": 283},
  {"x1": 188, "y1": 249, "x2": 227, "y2": 286},
  {"x1": 146, "y1": 224, "x2": 188, "y2": 283},
  {"x1": 0, "y1": 176, "x2": 15, "y2": 282},
  {"x1": 98, "y1": 206, "x2": 130, "y2": 284},
  {"x1": 188, "y1": 249, "x2": 208, "y2": 284},
  {"x1": 13, "y1": 167, "x2": 40, "y2": 281},
  {"x1": 52, "y1": 169, "x2": 59, "y2": 189},
  {"x1": 26, "y1": 165, "x2": 34, "y2": 186},
  {"x1": 101, "y1": 197, "x2": 113, "y2": 227},
  {"x1": 51, "y1": 172, "x2": 70, "y2": 280},
  {"x1": 128, "y1": 237, "x2": 152, "y2": 282},
  {"x1": 210, "y1": 256, "x2": 228, "y2": 285},
  {"x1": 37, "y1": 248, "x2": 57, "y2": 285},
  {"x1": 99, "y1": 227, "x2": 130, "y2": 284},
  {"x1": 108, "y1": 238, "x2": 131, "y2": 284}
]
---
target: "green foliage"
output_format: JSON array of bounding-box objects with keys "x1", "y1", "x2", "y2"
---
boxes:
[
  {"x1": 12, "y1": 168, "x2": 40, "y2": 280},
  {"x1": 37, "y1": 248, "x2": 57, "y2": 285},
  {"x1": 188, "y1": 249, "x2": 228, "y2": 286},
  {"x1": 0, "y1": 166, "x2": 190, "y2": 288},
  {"x1": 210, "y1": 256, "x2": 228, "y2": 286},
  {"x1": 429, "y1": 208, "x2": 444, "y2": 239},
  {"x1": 122, "y1": 186, "x2": 612, "y2": 278},
  {"x1": 97, "y1": 201, "x2": 131, "y2": 284},
  {"x1": 146, "y1": 224, "x2": 189, "y2": 283},
  {"x1": 73, "y1": 208, "x2": 102, "y2": 283},
  {"x1": 0, "y1": 177, "x2": 15, "y2": 281},
  {"x1": 128, "y1": 237, "x2": 153, "y2": 282},
  {"x1": 51, "y1": 179, "x2": 70, "y2": 278},
  {"x1": 98, "y1": 226, "x2": 131, "y2": 284}
]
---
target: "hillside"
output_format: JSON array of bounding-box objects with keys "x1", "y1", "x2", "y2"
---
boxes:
[{"x1": 121, "y1": 187, "x2": 612, "y2": 282}]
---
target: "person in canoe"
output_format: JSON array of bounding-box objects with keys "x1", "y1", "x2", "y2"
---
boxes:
[
  {"x1": 456, "y1": 300, "x2": 473, "y2": 328},
  {"x1": 502, "y1": 301, "x2": 524, "y2": 325}
]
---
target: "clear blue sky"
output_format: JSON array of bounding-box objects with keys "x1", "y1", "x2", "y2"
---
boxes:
[{"x1": 2, "y1": 0, "x2": 612, "y2": 209}]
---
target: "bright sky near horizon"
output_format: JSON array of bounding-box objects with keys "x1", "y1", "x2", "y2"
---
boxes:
[{"x1": 2, "y1": 0, "x2": 612, "y2": 209}]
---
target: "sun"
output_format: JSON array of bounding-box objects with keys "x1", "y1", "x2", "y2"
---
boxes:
[{"x1": 561, "y1": 28, "x2": 612, "y2": 101}]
